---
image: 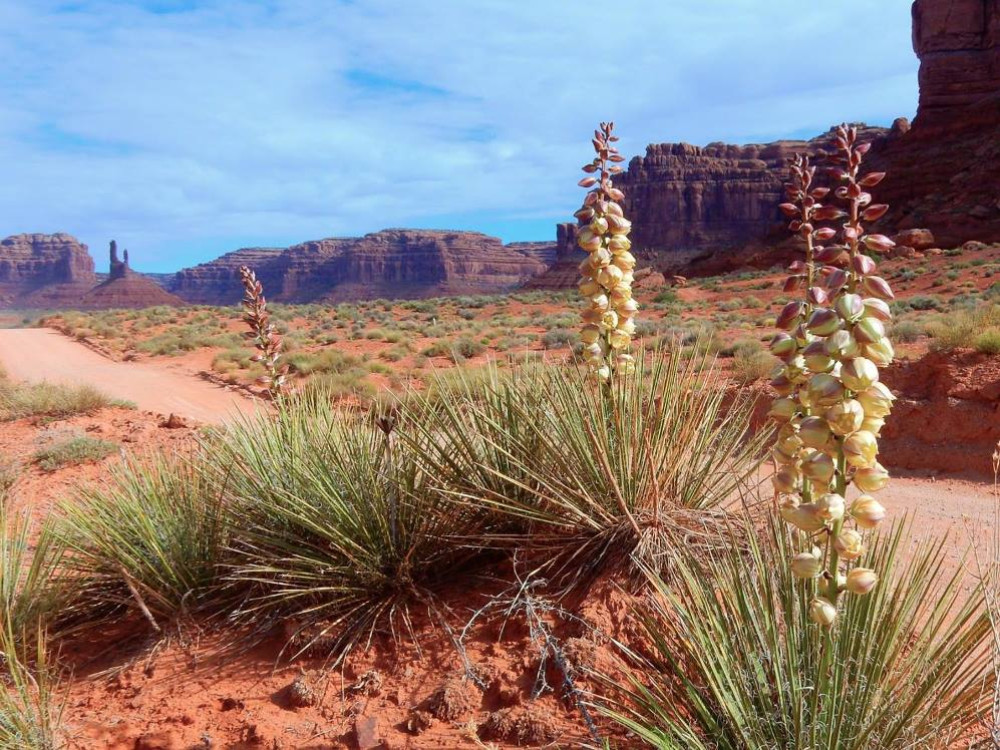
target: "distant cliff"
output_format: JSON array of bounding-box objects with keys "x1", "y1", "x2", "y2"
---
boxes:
[
  {"x1": 168, "y1": 229, "x2": 555, "y2": 305},
  {"x1": 612, "y1": 0, "x2": 1000, "y2": 264},
  {"x1": 0, "y1": 234, "x2": 97, "y2": 307}
]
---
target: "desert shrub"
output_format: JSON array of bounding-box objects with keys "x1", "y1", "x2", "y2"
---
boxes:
[
  {"x1": 299, "y1": 370, "x2": 375, "y2": 402},
  {"x1": 889, "y1": 320, "x2": 923, "y2": 343},
  {"x1": 216, "y1": 394, "x2": 487, "y2": 658},
  {"x1": 974, "y1": 328, "x2": 1000, "y2": 355},
  {"x1": 729, "y1": 342, "x2": 776, "y2": 384},
  {"x1": 56, "y1": 455, "x2": 228, "y2": 626},
  {"x1": 540, "y1": 328, "x2": 576, "y2": 350},
  {"x1": 653, "y1": 289, "x2": 678, "y2": 305},
  {"x1": 604, "y1": 516, "x2": 990, "y2": 749},
  {"x1": 927, "y1": 304, "x2": 1000, "y2": 351},
  {"x1": 0, "y1": 380, "x2": 117, "y2": 421},
  {"x1": 410, "y1": 347, "x2": 767, "y2": 581},
  {"x1": 0, "y1": 508, "x2": 66, "y2": 638},
  {"x1": 34, "y1": 436, "x2": 117, "y2": 472}
]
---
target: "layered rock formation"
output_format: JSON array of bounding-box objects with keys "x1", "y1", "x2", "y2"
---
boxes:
[
  {"x1": 79, "y1": 241, "x2": 185, "y2": 309},
  {"x1": 872, "y1": 0, "x2": 1000, "y2": 244},
  {"x1": 609, "y1": 0, "x2": 1000, "y2": 265},
  {"x1": 169, "y1": 229, "x2": 554, "y2": 305},
  {"x1": 0, "y1": 233, "x2": 97, "y2": 306}
]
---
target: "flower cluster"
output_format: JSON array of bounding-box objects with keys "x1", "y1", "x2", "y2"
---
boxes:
[
  {"x1": 768, "y1": 125, "x2": 898, "y2": 626},
  {"x1": 574, "y1": 122, "x2": 638, "y2": 381},
  {"x1": 239, "y1": 265, "x2": 288, "y2": 400}
]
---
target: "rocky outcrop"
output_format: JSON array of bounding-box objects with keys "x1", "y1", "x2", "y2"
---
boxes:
[
  {"x1": 79, "y1": 241, "x2": 185, "y2": 309},
  {"x1": 169, "y1": 229, "x2": 554, "y2": 305},
  {"x1": 611, "y1": 0, "x2": 1000, "y2": 263},
  {"x1": 0, "y1": 233, "x2": 97, "y2": 306},
  {"x1": 871, "y1": 0, "x2": 1000, "y2": 245}
]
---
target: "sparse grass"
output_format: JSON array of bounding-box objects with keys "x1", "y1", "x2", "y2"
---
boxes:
[
  {"x1": 34, "y1": 436, "x2": 117, "y2": 472},
  {"x1": 0, "y1": 380, "x2": 119, "y2": 422},
  {"x1": 927, "y1": 304, "x2": 1000, "y2": 351}
]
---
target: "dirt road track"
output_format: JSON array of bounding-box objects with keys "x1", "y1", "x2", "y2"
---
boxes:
[{"x1": 0, "y1": 328, "x2": 258, "y2": 424}]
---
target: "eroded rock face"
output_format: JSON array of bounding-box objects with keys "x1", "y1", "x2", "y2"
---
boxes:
[
  {"x1": 612, "y1": 0, "x2": 1000, "y2": 262},
  {"x1": 872, "y1": 0, "x2": 1000, "y2": 245},
  {"x1": 169, "y1": 229, "x2": 554, "y2": 305},
  {"x1": 0, "y1": 233, "x2": 97, "y2": 306}
]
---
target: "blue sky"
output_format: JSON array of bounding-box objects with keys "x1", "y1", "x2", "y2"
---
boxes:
[{"x1": 0, "y1": 0, "x2": 919, "y2": 272}]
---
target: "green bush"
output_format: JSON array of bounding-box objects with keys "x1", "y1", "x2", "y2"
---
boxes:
[
  {"x1": 34, "y1": 436, "x2": 117, "y2": 472},
  {"x1": 973, "y1": 328, "x2": 1000, "y2": 355},
  {"x1": 0, "y1": 380, "x2": 118, "y2": 422}
]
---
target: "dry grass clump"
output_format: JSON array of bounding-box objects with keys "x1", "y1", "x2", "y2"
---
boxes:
[
  {"x1": 926, "y1": 303, "x2": 1000, "y2": 352},
  {"x1": 0, "y1": 376, "x2": 121, "y2": 422},
  {"x1": 34, "y1": 436, "x2": 117, "y2": 472}
]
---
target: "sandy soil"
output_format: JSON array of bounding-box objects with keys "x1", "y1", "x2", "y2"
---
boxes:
[{"x1": 0, "y1": 328, "x2": 258, "y2": 424}]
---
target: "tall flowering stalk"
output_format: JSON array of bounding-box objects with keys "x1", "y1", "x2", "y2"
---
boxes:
[
  {"x1": 239, "y1": 265, "x2": 288, "y2": 400},
  {"x1": 769, "y1": 124, "x2": 898, "y2": 626},
  {"x1": 574, "y1": 122, "x2": 638, "y2": 381}
]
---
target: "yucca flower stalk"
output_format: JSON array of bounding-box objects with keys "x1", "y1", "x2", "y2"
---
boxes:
[
  {"x1": 574, "y1": 122, "x2": 637, "y2": 382},
  {"x1": 238, "y1": 265, "x2": 288, "y2": 400},
  {"x1": 769, "y1": 124, "x2": 898, "y2": 625}
]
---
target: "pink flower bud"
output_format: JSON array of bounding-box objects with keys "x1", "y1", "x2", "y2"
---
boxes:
[
  {"x1": 807, "y1": 308, "x2": 840, "y2": 336},
  {"x1": 845, "y1": 568, "x2": 878, "y2": 595},
  {"x1": 851, "y1": 495, "x2": 886, "y2": 529},
  {"x1": 861, "y1": 275, "x2": 894, "y2": 301},
  {"x1": 834, "y1": 293, "x2": 865, "y2": 323}
]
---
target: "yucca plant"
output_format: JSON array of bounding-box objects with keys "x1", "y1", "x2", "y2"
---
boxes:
[
  {"x1": 0, "y1": 621, "x2": 63, "y2": 750},
  {"x1": 56, "y1": 453, "x2": 229, "y2": 630},
  {"x1": 0, "y1": 509, "x2": 65, "y2": 637},
  {"x1": 217, "y1": 390, "x2": 488, "y2": 658},
  {"x1": 414, "y1": 345, "x2": 768, "y2": 583},
  {"x1": 770, "y1": 125, "x2": 899, "y2": 623},
  {"x1": 603, "y1": 513, "x2": 991, "y2": 749}
]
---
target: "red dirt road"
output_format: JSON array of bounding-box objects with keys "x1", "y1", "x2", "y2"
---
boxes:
[{"x1": 0, "y1": 328, "x2": 258, "y2": 424}]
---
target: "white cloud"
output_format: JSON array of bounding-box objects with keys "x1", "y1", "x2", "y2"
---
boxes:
[{"x1": 0, "y1": 0, "x2": 918, "y2": 271}]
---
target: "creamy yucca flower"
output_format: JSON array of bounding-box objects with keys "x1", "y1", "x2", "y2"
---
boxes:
[
  {"x1": 769, "y1": 126, "x2": 905, "y2": 624},
  {"x1": 574, "y1": 122, "x2": 637, "y2": 381}
]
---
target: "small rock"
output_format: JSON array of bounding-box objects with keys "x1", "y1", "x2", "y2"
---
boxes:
[
  {"x1": 159, "y1": 413, "x2": 188, "y2": 429},
  {"x1": 354, "y1": 714, "x2": 381, "y2": 750},
  {"x1": 285, "y1": 675, "x2": 316, "y2": 708},
  {"x1": 135, "y1": 730, "x2": 184, "y2": 750},
  {"x1": 892, "y1": 228, "x2": 936, "y2": 251},
  {"x1": 404, "y1": 709, "x2": 433, "y2": 735},
  {"x1": 427, "y1": 675, "x2": 481, "y2": 721},
  {"x1": 219, "y1": 696, "x2": 244, "y2": 712}
]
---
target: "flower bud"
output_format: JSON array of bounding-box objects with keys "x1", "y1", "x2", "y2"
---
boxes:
[
  {"x1": 607, "y1": 235, "x2": 631, "y2": 253},
  {"x1": 863, "y1": 298, "x2": 892, "y2": 322},
  {"x1": 845, "y1": 567, "x2": 878, "y2": 595},
  {"x1": 578, "y1": 233, "x2": 602, "y2": 253},
  {"x1": 799, "y1": 416, "x2": 831, "y2": 449},
  {"x1": 854, "y1": 317, "x2": 886, "y2": 345},
  {"x1": 777, "y1": 301, "x2": 806, "y2": 331},
  {"x1": 840, "y1": 357, "x2": 879, "y2": 392},
  {"x1": 863, "y1": 337, "x2": 895, "y2": 367},
  {"x1": 857, "y1": 382, "x2": 895, "y2": 418},
  {"x1": 770, "y1": 333, "x2": 798, "y2": 359},
  {"x1": 843, "y1": 430, "x2": 879, "y2": 468},
  {"x1": 580, "y1": 325, "x2": 601, "y2": 345},
  {"x1": 802, "y1": 340, "x2": 835, "y2": 373},
  {"x1": 860, "y1": 416, "x2": 884, "y2": 436},
  {"x1": 802, "y1": 451, "x2": 835, "y2": 483},
  {"x1": 589, "y1": 216, "x2": 609, "y2": 236},
  {"x1": 612, "y1": 252, "x2": 636, "y2": 271},
  {"x1": 807, "y1": 308, "x2": 840, "y2": 337},
  {"x1": 791, "y1": 549, "x2": 824, "y2": 579},
  {"x1": 823, "y1": 398, "x2": 865, "y2": 436},
  {"x1": 608, "y1": 329, "x2": 631, "y2": 349},
  {"x1": 824, "y1": 329, "x2": 859, "y2": 361},
  {"x1": 579, "y1": 279, "x2": 601, "y2": 297},
  {"x1": 815, "y1": 492, "x2": 845, "y2": 521},
  {"x1": 851, "y1": 495, "x2": 886, "y2": 529},
  {"x1": 772, "y1": 466, "x2": 801, "y2": 494},
  {"x1": 833, "y1": 529, "x2": 864, "y2": 560},
  {"x1": 861, "y1": 275, "x2": 894, "y2": 301},
  {"x1": 782, "y1": 503, "x2": 827, "y2": 533},
  {"x1": 770, "y1": 373, "x2": 795, "y2": 397},
  {"x1": 854, "y1": 462, "x2": 890, "y2": 493},
  {"x1": 808, "y1": 374, "x2": 844, "y2": 406},
  {"x1": 594, "y1": 364, "x2": 611, "y2": 381},
  {"x1": 835, "y1": 293, "x2": 865, "y2": 323},
  {"x1": 809, "y1": 597, "x2": 837, "y2": 627}
]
